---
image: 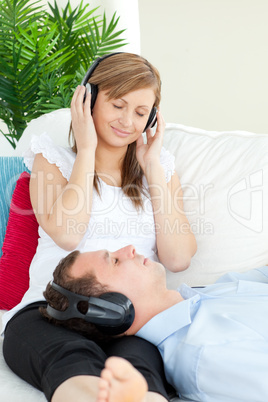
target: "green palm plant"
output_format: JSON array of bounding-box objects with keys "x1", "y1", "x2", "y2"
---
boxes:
[{"x1": 0, "y1": 0, "x2": 127, "y2": 148}]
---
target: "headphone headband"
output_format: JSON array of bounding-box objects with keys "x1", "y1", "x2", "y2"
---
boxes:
[
  {"x1": 81, "y1": 53, "x2": 122, "y2": 87},
  {"x1": 46, "y1": 282, "x2": 135, "y2": 335}
]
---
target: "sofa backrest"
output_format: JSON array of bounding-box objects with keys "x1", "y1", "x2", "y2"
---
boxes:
[{"x1": 163, "y1": 123, "x2": 268, "y2": 288}]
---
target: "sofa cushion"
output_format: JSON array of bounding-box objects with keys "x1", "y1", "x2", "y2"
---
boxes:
[
  {"x1": 0, "y1": 171, "x2": 39, "y2": 310},
  {"x1": 0, "y1": 157, "x2": 29, "y2": 257},
  {"x1": 163, "y1": 123, "x2": 268, "y2": 288}
]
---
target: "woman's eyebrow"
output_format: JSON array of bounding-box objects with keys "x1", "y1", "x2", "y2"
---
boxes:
[
  {"x1": 117, "y1": 98, "x2": 150, "y2": 110},
  {"x1": 138, "y1": 105, "x2": 150, "y2": 111}
]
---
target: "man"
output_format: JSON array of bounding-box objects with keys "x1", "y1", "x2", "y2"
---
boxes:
[{"x1": 41, "y1": 245, "x2": 268, "y2": 402}]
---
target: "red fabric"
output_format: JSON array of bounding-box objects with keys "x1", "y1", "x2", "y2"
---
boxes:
[{"x1": 0, "y1": 172, "x2": 39, "y2": 310}]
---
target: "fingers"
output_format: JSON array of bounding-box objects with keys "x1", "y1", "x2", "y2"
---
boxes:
[
  {"x1": 145, "y1": 110, "x2": 165, "y2": 137},
  {"x1": 136, "y1": 134, "x2": 144, "y2": 147},
  {"x1": 145, "y1": 111, "x2": 165, "y2": 144},
  {"x1": 145, "y1": 127, "x2": 153, "y2": 139},
  {"x1": 83, "y1": 85, "x2": 92, "y2": 116},
  {"x1": 71, "y1": 85, "x2": 91, "y2": 118},
  {"x1": 71, "y1": 85, "x2": 84, "y2": 109},
  {"x1": 155, "y1": 109, "x2": 165, "y2": 135},
  {"x1": 70, "y1": 85, "x2": 97, "y2": 150}
]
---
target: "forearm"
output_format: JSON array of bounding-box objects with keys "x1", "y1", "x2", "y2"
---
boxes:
[
  {"x1": 31, "y1": 147, "x2": 96, "y2": 251},
  {"x1": 38, "y1": 86, "x2": 99, "y2": 250},
  {"x1": 145, "y1": 161, "x2": 197, "y2": 272},
  {"x1": 47, "y1": 149, "x2": 95, "y2": 249}
]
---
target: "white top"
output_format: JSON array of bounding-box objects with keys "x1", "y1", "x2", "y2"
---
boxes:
[{"x1": 2, "y1": 132, "x2": 175, "y2": 333}]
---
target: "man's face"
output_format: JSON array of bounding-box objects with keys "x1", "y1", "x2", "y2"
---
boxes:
[{"x1": 70, "y1": 245, "x2": 166, "y2": 305}]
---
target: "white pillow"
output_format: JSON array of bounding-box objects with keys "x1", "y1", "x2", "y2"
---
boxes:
[
  {"x1": 15, "y1": 108, "x2": 71, "y2": 155},
  {"x1": 163, "y1": 123, "x2": 268, "y2": 288}
]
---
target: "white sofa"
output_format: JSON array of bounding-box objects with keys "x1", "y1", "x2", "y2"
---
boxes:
[{"x1": 1, "y1": 109, "x2": 268, "y2": 401}]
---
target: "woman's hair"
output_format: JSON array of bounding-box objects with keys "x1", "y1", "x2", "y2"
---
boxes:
[
  {"x1": 39, "y1": 250, "x2": 115, "y2": 342},
  {"x1": 87, "y1": 53, "x2": 161, "y2": 107},
  {"x1": 69, "y1": 53, "x2": 161, "y2": 209}
]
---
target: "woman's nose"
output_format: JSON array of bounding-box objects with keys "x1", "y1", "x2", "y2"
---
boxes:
[{"x1": 119, "y1": 111, "x2": 132, "y2": 127}]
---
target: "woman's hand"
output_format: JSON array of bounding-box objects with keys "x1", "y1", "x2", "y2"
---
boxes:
[
  {"x1": 71, "y1": 85, "x2": 98, "y2": 152},
  {"x1": 136, "y1": 110, "x2": 165, "y2": 172}
]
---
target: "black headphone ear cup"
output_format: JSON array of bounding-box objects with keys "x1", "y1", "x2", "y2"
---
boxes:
[
  {"x1": 82, "y1": 53, "x2": 121, "y2": 110},
  {"x1": 47, "y1": 283, "x2": 135, "y2": 337},
  {"x1": 96, "y1": 292, "x2": 135, "y2": 335},
  {"x1": 144, "y1": 107, "x2": 157, "y2": 132},
  {"x1": 90, "y1": 83, "x2": 98, "y2": 111}
]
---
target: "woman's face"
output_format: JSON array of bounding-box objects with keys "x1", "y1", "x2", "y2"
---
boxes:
[{"x1": 92, "y1": 87, "x2": 156, "y2": 148}]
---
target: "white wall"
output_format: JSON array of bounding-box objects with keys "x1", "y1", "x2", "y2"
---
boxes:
[
  {"x1": 44, "y1": 0, "x2": 140, "y2": 53},
  {"x1": 2, "y1": 0, "x2": 268, "y2": 155},
  {"x1": 138, "y1": 0, "x2": 268, "y2": 133}
]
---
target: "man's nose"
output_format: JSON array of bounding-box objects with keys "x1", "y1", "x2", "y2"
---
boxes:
[{"x1": 115, "y1": 245, "x2": 136, "y2": 260}]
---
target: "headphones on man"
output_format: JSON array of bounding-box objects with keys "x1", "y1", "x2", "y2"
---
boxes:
[
  {"x1": 46, "y1": 281, "x2": 135, "y2": 335},
  {"x1": 81, "y1": 53, "x2": 158, "y2": 132}
]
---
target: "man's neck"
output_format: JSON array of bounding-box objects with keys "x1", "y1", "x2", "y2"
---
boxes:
[
  {"x1": 128, "y1": 289, "x2": 184, "y2": 335},
  {"x1": 155, "y1": 289, "x2": 184, "y2": 313}
]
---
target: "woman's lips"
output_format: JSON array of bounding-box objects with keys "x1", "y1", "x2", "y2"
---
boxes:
[{"x1": 111, "y1": 126, "x2": 132, "y2": 138}]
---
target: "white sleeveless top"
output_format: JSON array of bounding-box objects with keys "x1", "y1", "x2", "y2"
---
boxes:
[{"x1": 2, "y1": 133, "x2": 175, "y2": 333}]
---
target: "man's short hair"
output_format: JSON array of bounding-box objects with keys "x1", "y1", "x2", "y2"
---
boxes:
[{"x1": 39, "y1": 250, "x2": 116, "y2": 342}]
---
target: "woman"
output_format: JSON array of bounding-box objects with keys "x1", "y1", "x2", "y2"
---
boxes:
[{"x1": 3, "y1": 53, "x2": 196, "y2": 402}]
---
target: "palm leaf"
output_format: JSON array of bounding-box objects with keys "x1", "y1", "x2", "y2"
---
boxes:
[{"x1": 0, "y1": 0, "x2": 127, "y2": 148}]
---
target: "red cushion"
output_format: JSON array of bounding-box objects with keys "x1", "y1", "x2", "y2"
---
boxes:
[{"x1": 0, "y1": 172, "x2": 39, "y2": 310}]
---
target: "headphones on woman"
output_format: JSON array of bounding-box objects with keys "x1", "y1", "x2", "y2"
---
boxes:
[
  {"x1": 81, "y1": 53, "x2": 157, "y2": 132},
  {"x1": 46, "y1": 281, "x2": 135, "y2": 335}
]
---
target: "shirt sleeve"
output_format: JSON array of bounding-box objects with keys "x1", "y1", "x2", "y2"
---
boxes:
[
  {"x1": 160, "y1": 146, "x2": 175, "y2": 183},
  {"x1": 23, "y1": 132, "x2": 75, "y2": 181}
]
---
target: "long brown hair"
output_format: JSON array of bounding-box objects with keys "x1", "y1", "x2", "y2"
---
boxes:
[{"x1": 69, "y1": 53, "x2": 161, "y2": 209}]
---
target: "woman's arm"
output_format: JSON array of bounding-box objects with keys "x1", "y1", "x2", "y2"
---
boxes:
[
  {"x1": 30, "y1": 86, "x2": 97, "y2": 251},
  {"x1": 145, "y1": 162, "x2": 196, "y2": 272},
  {"x1": 136, "y1": 111, "x2": 197, "y2": 272}
]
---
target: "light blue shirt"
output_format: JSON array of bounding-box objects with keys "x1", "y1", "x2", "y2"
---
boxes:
[{"x1": 137, "y1": 267, "x2": 268, "y2": 402}]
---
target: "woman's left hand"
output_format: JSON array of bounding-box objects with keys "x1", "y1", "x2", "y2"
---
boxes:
[{"x1": 136, "y1": 110, "x2": 165, "y2": 172}]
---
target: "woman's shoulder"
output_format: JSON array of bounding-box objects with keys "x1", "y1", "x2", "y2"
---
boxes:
[{"x1": 24, "y1": 132, "x2": 76, "y2": 181}]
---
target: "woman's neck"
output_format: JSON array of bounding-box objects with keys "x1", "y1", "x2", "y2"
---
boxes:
[{"x1": 95, "y1": 142, "x2": 128, "y2": 186}]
